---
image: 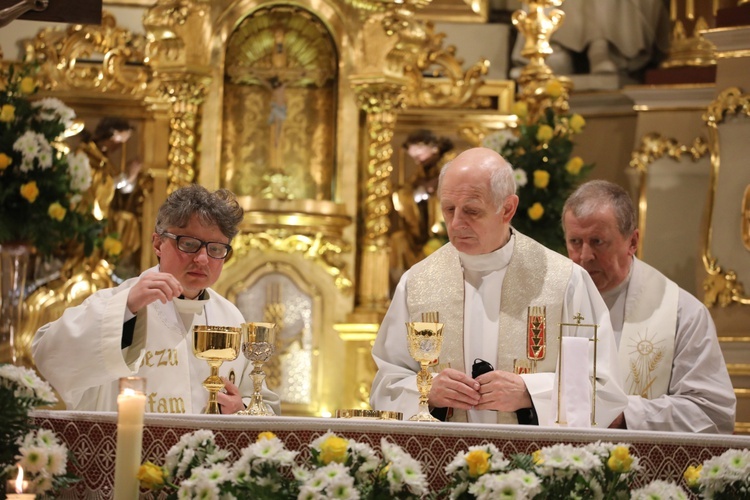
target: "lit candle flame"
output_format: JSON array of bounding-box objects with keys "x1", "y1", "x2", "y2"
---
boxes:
[
  {"x1": 15, "y1": 466, "x2": 25, "y2": 494},
  {"x1": 121, "y1": 387, "x2": 137, "y2": 397}
]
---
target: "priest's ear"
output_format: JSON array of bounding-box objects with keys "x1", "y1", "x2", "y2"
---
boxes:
[
  {"x1": 627, "y1": 228, "x2": 640, "y2": 257},
  {"x1": 500, "y1": 194, "x2": 519, "y2": 223}
]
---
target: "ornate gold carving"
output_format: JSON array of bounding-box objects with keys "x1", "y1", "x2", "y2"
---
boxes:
[
  {"x1": 231, "y1": 231, "x2": 353, "y2": 292},
  {"x1": 23, "y1": 11, "x2": 150, "y2": 95},
  {"x1": 702, "y1": 87, "x2": 750, "y2": 307},
  {"x1": 511, "y1": 0, "x2": 571, "y2": 121},
  {"x1": 662, "y1": 17, "x2": 716, "y2": 68},
  {"x1": 402, "y1": 21, "x2": 490, "y2": 109}
]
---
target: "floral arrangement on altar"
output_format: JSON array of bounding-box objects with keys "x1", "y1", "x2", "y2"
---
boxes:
[
  {"x1": 0, "y1": 364, "x2": 78, "y2": 498},
  {"x1": 0, "y1": 63, "x2": 107, "y2": 257},
  {"x1": 138, "y1": 430, "x2": 750, "y2": 500},
  {"x1": 138, "y1": 429, "x2": 428, "y2": 500},
  {"x1": 482, "y1": 79, "x2": 594, "y2": 254}
]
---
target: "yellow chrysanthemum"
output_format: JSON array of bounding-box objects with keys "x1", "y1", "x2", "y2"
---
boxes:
[
  {"x1": 319, "y1": 435, "x2": 348, "y2": 465},
  {"x1": 257, "y1": 431, "x2": 277, "y2": 441},
  {"x1": 536, "y1": 124, "x2": 554, "y2": 143},
  {"x1": 545, "y1": 79, "x2": 563, "y2": 98},
  {"x1": 533, "y1": 170, "x2": 550, "y2": 189},
  {"x1": 0, "y1": 153, "x2": 11, "y2": 171},
  {"x1": 565, "y1": 156, "x2": 584, "y2": 175},
  {"x1": 20, "y1": 181, "x2": 39, "y2": 203},
  {"x1": 103, "y1": 236, "x2": 123, "y2": 257},
  {"x1": 511, "y1": 101, "x2": 528, "y2": 120},
  {"x1": 570, "y1": 114, "x2": 586, "y2": 134},
  {"x1": 47, "y1": 202, "x2": 66, "y2": 222},
  {"x1": 137, "y1": 462, "x2": 166, "y2": 490},
  {"x1": 532, "y1": 450, "x2": 544, "y2": 464},
  {"x1": 528, "y1": 202, "x2": 544, "y2": 221},
  {"x1": 0, "y1": 104, "x2": 15, "y2": 122},
  {"x1": 684, "y1": 465, "x2": 702, "y2": 488},
  {"x1": 19, "y1": 76, "x2": 35, "y2": 95},
  {"x1": 607, "y1": 445, "x2": 633, "y2": 473}
]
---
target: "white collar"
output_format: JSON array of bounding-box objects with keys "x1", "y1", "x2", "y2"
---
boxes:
[{"x1": 459, "y1": 232, "x2": 515, "y2": 272}]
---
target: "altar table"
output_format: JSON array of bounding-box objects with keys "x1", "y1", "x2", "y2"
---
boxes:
[{"x1": 32, "y1": 410, "x2": 750, "y2": 499}]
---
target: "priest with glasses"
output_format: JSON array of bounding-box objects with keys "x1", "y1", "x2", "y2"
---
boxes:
[{"x1": 33, "y1": 185, "x2": 280, "y2": 415}]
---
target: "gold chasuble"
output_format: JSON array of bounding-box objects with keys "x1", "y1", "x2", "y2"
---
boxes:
[{"x1": 406, "y1": 231, "x2": 572, "y2": 423}]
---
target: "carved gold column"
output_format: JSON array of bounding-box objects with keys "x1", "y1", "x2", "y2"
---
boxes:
[
  {"x1": 144, "y1": 0, "x2": 212, "y2": 192},
  {"x1": 350, "y1": 77, "x2": 406, "y2": 319}
]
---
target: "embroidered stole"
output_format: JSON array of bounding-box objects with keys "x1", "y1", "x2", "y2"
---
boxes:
[
  {"x1": 406, "y1": 231, "x2": 572, "y2": 423},
  {"x1": 618, "y1": 258, "x2": 677, "y2": 399}
]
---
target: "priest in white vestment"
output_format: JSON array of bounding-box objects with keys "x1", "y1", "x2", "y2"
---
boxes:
[
  {"x1": 370, "y1": 148, "x2": 628, "y2": 426},
  {"x1": 33, "y1": 185, "x2": 281, "y2": 415},
  {"x1": 562, "y1": 180, "x2": 736, "y2": 433}
]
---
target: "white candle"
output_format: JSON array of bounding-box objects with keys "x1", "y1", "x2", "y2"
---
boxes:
[
  {"x1": 114, "y1": 377, "x2": 146, "y2": 500},
  {"x1": 6, "y1": 466, "x2": 35, "y2": 499}
]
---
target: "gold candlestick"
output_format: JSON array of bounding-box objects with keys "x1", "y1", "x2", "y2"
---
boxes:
[
  {"x1": 193, "y1": 325, "x2": 241, "y2": 415},
  {"x1": 406, "y1": 317, "x2": 444, "y2": 422},
  {"x1": 237, "y1": 322, "x2": 277, "y2": 416}
]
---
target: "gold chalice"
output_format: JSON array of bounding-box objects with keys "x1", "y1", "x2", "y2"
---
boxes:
[
  {"x1": 193, "y1": 325, "x2": 241, "y2": 414},
  {"x1": 236, "y1": 322, "x2": 277, "y2": 416},
  {"x1": 406, "y1": 320, "x2": 444, "y2": 422}
]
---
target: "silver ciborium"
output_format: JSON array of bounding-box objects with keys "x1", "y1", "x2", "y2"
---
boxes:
[
  {"x1": 237, "y1": 322, "x2": 276, "y2": 416},
  {"x1": 192, "y1": 325, "x2": 241, "y2": 414},
  {"x1": 406, "y1": 318, "x2": 444, "y2": 422}
]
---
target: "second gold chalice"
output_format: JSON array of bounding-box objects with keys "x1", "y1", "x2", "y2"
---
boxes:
[
  {"x1": 193, "y1": 325, "x2": 241, "y2": 415},
  {"x1": 236, "y1": 322, "x2": 277, "y2": 416},
  {"x1": 406, "y1": 320, "x2": 444, "y2": 422}
]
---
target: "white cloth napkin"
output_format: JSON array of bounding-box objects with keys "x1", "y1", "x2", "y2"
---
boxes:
[{"x1": 552, "y1": 337, "x2": 592, "y2": 428}]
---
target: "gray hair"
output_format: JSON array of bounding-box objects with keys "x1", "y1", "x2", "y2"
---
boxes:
[
  {"x1": 155, "y1": 184, "x2": 244, "y2": 240},
  {"x1": 437, "y1": 148, "x2": 516, "y2": 212},
  {"x1": 562, "y1": 180, "x2": 636, "y2": 236}
]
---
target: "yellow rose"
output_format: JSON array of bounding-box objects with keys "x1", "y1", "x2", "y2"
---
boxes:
[
  {"x1": 319, "y1": 435, "x2": 348, "y2": 464},
  {"x1": 19, "y1": 76, "x2": 35, "y2": 95},
  {"x1": 137, "y1": 462, "x2": 166, "y2": 490},
  {"x1": 103, "y1": 236, "x2": 123, "y2": 257},
  {"x1": 606, "y1": 445, "x2": 633, "y2": 473},
  {"x1": 257, "y1": 431, "x2": 277, "y2": 441},
  {"x1": 511, "y1": 101, "x2": 528, "y2": 120},
  {"x1": 0, "y1": 104, "x2": 15, "y2": 122},
  {"x1": 48, "y1": 202, "x2": 66, "y2": 222},
  {"x1": 465, "y1": 449, "x2": 491, "y2": 478},
  {"x1": 20, "y1": 181, "x2": 39, "y2": 203},
  {"x1": 565, "y1": 156, "x2": 584, "y2": 175},
  {"x1": 570, "y1": 114, "x2": 586, "y2": 134},
  {"x1": 545, "y1": 79, "x2": 563, "y2": 98},
  {"x1": 684, "y1": 465, "x2": 702, "y2": 488},
  {"x1": 0, "y1": 153, "x2": 11, "y2": 171},
  {"x1": 533, "y1": 170, "x2": 550, "y2": 189},
  {"x1": 528, "y1": 202, "x2": 544, "y2": 221},
  {"x1": 536, "y1": 124, "x2": 554, "y2": 143}
]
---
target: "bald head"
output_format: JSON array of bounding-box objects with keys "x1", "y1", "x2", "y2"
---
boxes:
[{"x1": 437, "y1": 147, "x2": 519, "y2": 254}]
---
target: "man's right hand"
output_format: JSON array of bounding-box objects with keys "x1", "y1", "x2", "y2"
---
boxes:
[
  {"x1": 428, "y1": 368, "x2": 481, "y2": 410},
  {"x1": 126, "y1": 272, "x2": 183, "y2": 314}
]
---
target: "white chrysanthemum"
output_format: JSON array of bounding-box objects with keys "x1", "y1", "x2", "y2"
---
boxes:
[
  {"x1": 44, "y1": 443, "x2": 68, "y2": 476},
  {"x1": 349, "y1": 441, "x2": 379, "y2": 473},
  {"x1": 469, "y1": 469, "x2": 542, "y2": 500},
  {"x1": 18, "y1": 444, "x2": 50, "y2": 474},
  {"x1": 535, "y1": 443, "x2": 600, "y2": 477},
  {"x1": 31, "y1": 471, "x2": 54, "y2": 494},
  {"x1": 327, "y1": 477, "x2": 360, "y2": 500},
  {"x1": 66, "y1": 150, "x2": 92, "y2": 192},
  {"x1": 13, "y1": 131, "x2": 50, "y2": 172},
  {"x1": 381, "y1": 439, "x2": 428, "y2": 496},
  {"x1": 298, "y1": 485, "x2": 326, "y2": 500},
  {"x1": 32, "y1": 97, "x2": 76, "y2": 129},
  {"x1": 513, "y1": 168, "x2": 528, "y2": 188},
  {"x1": 630, "y1": 479, "x2": 689, "y2": 500},
  {"x1": 481, "y1": 129, "x2": 517, "y2": 152}
]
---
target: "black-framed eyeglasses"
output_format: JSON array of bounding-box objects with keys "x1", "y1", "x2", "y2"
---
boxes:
[{"x1": 160, "y1": 232, "x2": 232, "y2": 260}]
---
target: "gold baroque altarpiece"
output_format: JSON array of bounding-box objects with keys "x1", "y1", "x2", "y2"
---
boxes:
[{"x1": 9, "y1": 0, "x2": 518, "y2": 414}]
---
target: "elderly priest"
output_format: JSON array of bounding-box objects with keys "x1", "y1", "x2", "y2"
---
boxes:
[{"x1": 371, "y1": 148, "x2": 628, "y2": 426}]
